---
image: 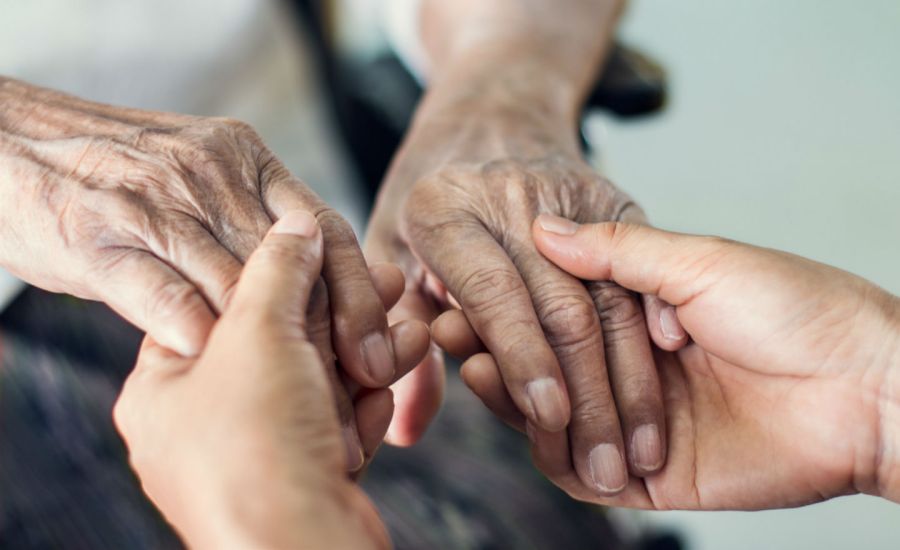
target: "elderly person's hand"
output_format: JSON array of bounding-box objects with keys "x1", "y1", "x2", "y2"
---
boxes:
[
  {"x1": 365, "y1": 0, "x2": 677, "y2": 498},
  {"x1": 114, "y1": 211, "x2": 419, "y2": 548},
  {"x1": 0, "y1": 77, "x2": 399, "y2": 391},
  {"x1": 444, "y1": 216, "x2": 900, "y2": 509}
]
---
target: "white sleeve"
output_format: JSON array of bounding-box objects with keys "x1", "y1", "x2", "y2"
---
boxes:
[{"x1": 382, "y1": 0, "x2": 429, "y2": 83}]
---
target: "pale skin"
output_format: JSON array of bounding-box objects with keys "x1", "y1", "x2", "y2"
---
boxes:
[
  {"x1": 435, "y1": 215, "x2": 900, "y2": 509},
  {"x1": 114, "y1": 211, "x2": 418, "y2": 549},
  {"x1": 0, "y1": 76, "x2": 432, "y2": 467},
  {"x1": 1, "y1": 1, "x2": 674, "y2": 494},
  {"x1": 118, "y1": 214, "x2": 900, "y2": 548},
  {"x1": 369, "y1": 0, "x2": 681, "y2": 496}
]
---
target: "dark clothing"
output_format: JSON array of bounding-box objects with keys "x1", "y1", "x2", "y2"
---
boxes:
[{"x1": 0, "y1": 288, "x2": 628, "y2": 550}]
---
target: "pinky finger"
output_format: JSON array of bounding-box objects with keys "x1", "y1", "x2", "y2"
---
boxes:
[
  {"x1": 643, "y1": 295, "x2": 689, "y2": 351},
  {"x1": 460, "y1": 353, "x2": 525, "y2": 432},
  {"x1": 355, "y1": 388, "x2": 395, "y2": 463},
  {"x1": 98, "y1": 249, "x2": 215, "y2": 357}
]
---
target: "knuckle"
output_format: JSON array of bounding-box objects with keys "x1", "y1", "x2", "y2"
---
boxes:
[
  {"x1": 211, "y1": 116, "x2": 258, "y2": 140},
  {"x1": 146, "y1": 278, "x2": 201, "y2": 321},
  {"x1": 458, "y1": 267, "x2": 522, "y2": 315},
  {"x1": 403, "y1": 179, "x2": 454, "y2": 227},
  {"x1": 571, "y1": 390, "x2": 618, "y2": 427},
  {"x1": 589, "y1": 283, "x2": 645, "y2": 338},
  {"x1": 535, "y1": 292, "x2": 600, "y2": 351}
]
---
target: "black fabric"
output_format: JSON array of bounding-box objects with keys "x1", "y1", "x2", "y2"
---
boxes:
[{"x1": 0, "y1": 288, "x2": 634, "y2": 549}]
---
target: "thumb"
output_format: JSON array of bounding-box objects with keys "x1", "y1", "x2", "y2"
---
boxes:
[
  {"x1": 225, "y1": 210, "x2": 323, "y2": 334},
  {"x1": 532, "y1": 215, "x2": 727, "y2": 308}
]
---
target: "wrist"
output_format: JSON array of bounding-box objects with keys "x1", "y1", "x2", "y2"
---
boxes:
[
  {"x1": 180, "y1": 475, "x2": 353, "y2": 549},
  {"x1": 421, "y1": 0, "x2": 624, "y2": 105}
]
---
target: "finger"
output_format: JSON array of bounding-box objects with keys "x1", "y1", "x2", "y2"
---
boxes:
[
  {"x1": 460, "y1": 353, "x2": 525, "y2": 432},
  {"x1": 130, "y1": 336, "x2": 193, "y2": 378},
  {"x1": 529, "y1": 420, "x2": 652, "y2": 508},
  {"x1": 472, "y1": 355, "x2": 655, "y2": 508},
  {"x1": 206, "y1": 202, "x2": 272, "y2": 264},
  {"x1": 147, "y1": 218, "x2": 244, "y2": 315},
  {"x1": 263, "y1": 168, "x2": 396, "y2": 388},
  {"x1": 611, "y1": 207, "x2": 689, "y2": 353},
  {"x1": 586, "y1": 280, "x2": 667, "y2": 476},
  {"x1": 532, "y1": 215, "x2": 717, "y2": 307},
  {"x1": 501, "y1": 231, "x2": 629, "y2": 494},
  {"x1": 354, "y1": 389, "x2": 395, "y2": 462},
  {"x1": 343, "y1": 319, "x2": 432, "y2": 399},
  {"x1": 406, "y1": 216, "x2": 570, "y2": 432},
  {"x1": 308, "y1": 278, "x2": 364, "y2": 472},
  {"x1": 643, "y1": 294, "x2": 690, "y2": 351},
  {"x1": 226, "y1": 210, "x2": 322, "y2": 332},
  {"x1": 385, "y1": 345, "x2": 445, "y2": 446},
  {"x1": 383, "y1": 288, "x2": 445, "y2": 446},
  {"x1": 432, "y1": 309, "x2": 486, "y2": 360},
  {"x1": 368, "y1": 262, "x2": 405, "y2": 312},
  {"x1": 98, "y1": 249, "x2": 216, "y2": 357}
]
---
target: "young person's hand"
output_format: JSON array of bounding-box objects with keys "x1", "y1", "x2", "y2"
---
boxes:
[
  {"x1": 437, "y1": 215, "x2": 900, "y2": 509},
  {"x1": 114, "y1": 211, "x2": 426, "y2": 548}
]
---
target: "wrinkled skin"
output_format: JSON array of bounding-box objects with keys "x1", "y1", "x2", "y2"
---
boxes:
[
  {"x1": 0, "y1": 78, "x2": 423, "y2": 461},
  {"x1": 115, "y1": 212, "x2": 397, "y2": 549},
  {"x1": 368, "y1": 121, "x2": 675, "y2": 495},
  {"x1": 0, "y1": 78, "x2": 397, "y2": 385},
  {"x1": 449, "y1": 218, "x2": 900, "y2": 509}
]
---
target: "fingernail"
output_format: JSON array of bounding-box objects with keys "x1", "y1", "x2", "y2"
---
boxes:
[
  {"x1": 537, "y1": 214, "x2": 580, "y2": 236},
  {"x1": 342, "y1": 424, "x2": 365, "y2": 472},
  {"x1": 525, "y1": 378, "x2": 569, "y2": 431},
  {"x1": 272, "y1": 210, "x2": 319, "y2": 237},
  {"x1": 589, "y1": 443, "x2": 628, "y2": 493},
  {"x1": 361, "y1": 332, "x2": 395, "y2": 384},
  {"x1": 659, "y1": 305, "x2": 685, "y2": 341},
  {"x1": 631, "y1": 424, "x2": 663, "y2": 471}
]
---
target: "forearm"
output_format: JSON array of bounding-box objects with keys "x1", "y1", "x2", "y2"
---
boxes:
[
  {"x1": 420, "y1": 0, "x2": 623, "y2": 105},
  {"x1": 379, "y1": 0, "x2": 622, "y2": 202},
  {"x1": 411, "y1": 0, "x2": 624, "y2": 144}
]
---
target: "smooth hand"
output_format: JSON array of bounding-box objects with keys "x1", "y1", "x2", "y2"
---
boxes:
[
  {"x1": 114, "y1": 212, "x2": 397, "y2": 549},
  {"x1": 456, "y1": 215, "x2": 900, "y2": 509}
]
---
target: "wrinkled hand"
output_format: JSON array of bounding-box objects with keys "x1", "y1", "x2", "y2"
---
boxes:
[
  {"x1": 367, "y1": 100, "x2": 679, "y2": 496},
  {"x1": 115, "y1": 212, "x2": 402, "y2": 549},
  {"x1": 0, "y1": 78, "x2": 400, "y2": 398},
  {"x1": 457, "y1": 216, "x2": 900, "y2": 509}
]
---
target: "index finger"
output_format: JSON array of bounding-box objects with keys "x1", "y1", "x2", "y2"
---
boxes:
[
  {"x1": 407, "y1": 216, "x2": 571, "y2": 432},
  {"x1": 262, "y1": 164, "x2": 397, "y2": 388}
]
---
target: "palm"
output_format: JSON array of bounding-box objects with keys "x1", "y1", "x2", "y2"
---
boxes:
[{"x1": 634, "y1": 346, "x2": 868, "y2": 510}]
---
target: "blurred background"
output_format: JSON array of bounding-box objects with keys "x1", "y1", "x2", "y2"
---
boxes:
[
  {"x1": 591, "y1": 2, "x2": 900, "y2": 549},
  {"x1": 1, "y1": 1, "x2": 898, "y2": 549}
]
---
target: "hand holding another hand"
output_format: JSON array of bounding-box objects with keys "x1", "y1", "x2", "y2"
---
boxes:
[
  {"x1": 113, "y1": 211, "x2": 417, "y2": 549},
  {"x1": 0, "y1": 78, "x2": 401, "y2": 393},
  {"x1": 448, "y1": 215, "x2": 900, "y2": 509}
]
